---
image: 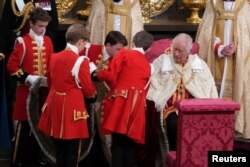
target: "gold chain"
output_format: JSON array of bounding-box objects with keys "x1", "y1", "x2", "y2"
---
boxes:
[{"x1": 11, "y1": 0, "x2": 35, "y2": 32}]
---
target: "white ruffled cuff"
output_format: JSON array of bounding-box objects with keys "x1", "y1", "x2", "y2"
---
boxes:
[{"x1": 218, "y1": 44, "x2": 226, "y2": 58}]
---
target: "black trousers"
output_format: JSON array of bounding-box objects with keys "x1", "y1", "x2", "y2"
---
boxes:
[
  {"x1": 166, "y1": 112, "x2": 178, "y2": 151},
  {"x1": 11, "y1": 121, "x2": 40, "y2": 166},
  {"x1": 111, "y1": 133, "x2": 136, "y2": 167},
  {"x1": 54, "y1": 138, "x2": 80, "y2": 167}
]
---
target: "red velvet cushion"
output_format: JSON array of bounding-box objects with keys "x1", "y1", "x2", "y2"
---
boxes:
[
  {"x1": 174, "y1": 99, "x2": 239, "y2": 167},
  {"x1": 175, "y1": 98, "x2": 240, "y2": 112},
  {"x1": 145, "y1": 39, "x2": 200, "y2": 63}
]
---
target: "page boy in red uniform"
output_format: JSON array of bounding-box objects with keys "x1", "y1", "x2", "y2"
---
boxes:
[
  {"x1": 92, "y1": 30, "x2": 154, "y2": 167},
  {"x1": 38, "y1": 23, "x2": 96, "y2": 167},
  {"x1": 7, "y1": 7, "x2": 53, "y2": 166}
]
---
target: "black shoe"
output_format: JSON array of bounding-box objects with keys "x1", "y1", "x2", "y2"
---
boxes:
[{"x1": 11, "y1": 162, "x2": 23, "y2": 167}]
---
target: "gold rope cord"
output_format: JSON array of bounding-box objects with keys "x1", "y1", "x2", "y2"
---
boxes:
[{"x1": 11, "y1": 0, "x2": 35, "y2": 32}]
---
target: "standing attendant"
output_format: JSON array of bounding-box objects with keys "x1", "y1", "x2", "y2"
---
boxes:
[
  {"x1": 7, "y1": 7, "x2": 53, "y2": 166},
  {"x1": 38, "y1": 23, "x2": 97, "y2": 167},
  {"x1": 92, "y1": 30, "x2": 154, "y2": 167}
]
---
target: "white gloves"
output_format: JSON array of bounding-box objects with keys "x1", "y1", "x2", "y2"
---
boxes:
[
  {"x1": 25, "y1": 75, "x2": 40, "y2": 85},
  {"x1": 89, "y1": 62, "x2": 97, "y2": 73}
]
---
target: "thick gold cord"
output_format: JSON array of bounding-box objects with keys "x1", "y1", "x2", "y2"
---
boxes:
[{"x1": 11, "y1": 0, "x2": 35, "y2": 32}]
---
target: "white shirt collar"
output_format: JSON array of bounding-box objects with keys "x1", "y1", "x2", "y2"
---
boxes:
[
  {"x1": 29, "y1": 29, "x2": 44, "y2": 48},
  {"x1": 132, "y1": 47, "x2": 145, "y2": 54},
  {"x1": 29, "y1": 29, "x2": 45, "y2": 39},
  {"x1": 103, "y1": 47, "x2": 110, "y2": 61},
  {"x1": 66, "y1": 43, "x2": 79, "y2": 54},
  {"x1": 161, "y1": 54, "x2": 203, "y2": 72}
]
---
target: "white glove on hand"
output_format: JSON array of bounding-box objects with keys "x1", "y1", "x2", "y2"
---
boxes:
[
  {"x1": 40, "y1": 77, "x2": 48, "y2": 87},
  {"x1": 89, "y1": 62, "x2": 97, "y2": 73},
  {"x1": 25, "y1": 75, "x2": 40, "y2": 85}
]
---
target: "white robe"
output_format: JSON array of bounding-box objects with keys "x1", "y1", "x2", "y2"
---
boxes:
[{"x1": 147, "y1": 54, "x2": 218, "y2": 113}]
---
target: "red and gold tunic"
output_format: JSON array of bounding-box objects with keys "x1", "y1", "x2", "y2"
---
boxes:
[
  {"x1": 80, "y1": 44, "x2": 114, "y2": 87},
  {"x1": 7, "y1": 34, "x2": 53, "y2": 121},
  {"x1": 80, "y1": 44, "x2": 103, "y2": 66},
  {"x1": 97, "y1": 49, "x2": 151, "y2": 144},
  {"x1": 38, "y1": 50, "x2": 96, "y2": 139}
]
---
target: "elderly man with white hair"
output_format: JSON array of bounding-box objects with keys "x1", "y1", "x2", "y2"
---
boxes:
[{"x1": 147, "y1": 33, "x2": 218, "y2": 152}]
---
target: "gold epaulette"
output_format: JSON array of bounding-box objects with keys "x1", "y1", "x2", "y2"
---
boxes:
[{"x1": 11, "y1": 69, "x2": 24, "y2": 78}]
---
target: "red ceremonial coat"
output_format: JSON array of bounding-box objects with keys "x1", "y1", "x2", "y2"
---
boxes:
[
  {"x1": 7, "y1": 34, "x2": 53, "y2": 121},
  {"x1": 80, "y1": 44, "x2": 103, "y2": 66},
  {"x1": 80, "y1": 44, "x2": 114, "y2": 87},
  {"x1": 97, "y1": 49, "x2": 151, "y2": 144},
  {"x1": 38, "y1": 50, "x2": 96, "y2": 139}
]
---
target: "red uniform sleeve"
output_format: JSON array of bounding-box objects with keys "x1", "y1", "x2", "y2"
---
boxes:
[
  {"x1": 79, "y1": 44, "x2": 103, "y2": 65},
  {"x1": 7, "y1": 40, "x2": 24, "y2": 75},
  {"x1": 79, "y1": 58, "x2": 96, "y2": 97},
  {"x1": 97, "y1": 50, "x2": 126, "y2": 85}
]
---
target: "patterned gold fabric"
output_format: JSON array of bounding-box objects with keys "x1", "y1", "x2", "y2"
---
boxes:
[
  {"x1": 196, "y1": 0, "x2": 250, "y2": 139},
  {"x1": 87, "y1": 0, "x2": 143, "y2": 47}
]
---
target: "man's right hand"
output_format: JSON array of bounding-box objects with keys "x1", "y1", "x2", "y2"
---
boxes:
[{"x1": 221, "y1": 43, "x2": 236, "y2": 57}]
